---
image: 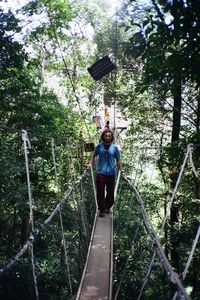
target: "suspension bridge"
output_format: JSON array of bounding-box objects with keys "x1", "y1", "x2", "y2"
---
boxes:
[{"x1": 0, "y1": 124, "x2": 199, "y2": 300}]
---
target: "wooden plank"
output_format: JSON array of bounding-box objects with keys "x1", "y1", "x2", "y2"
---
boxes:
[{"x1": 77, "y1": 213, "x2": 112, "y2": 300}]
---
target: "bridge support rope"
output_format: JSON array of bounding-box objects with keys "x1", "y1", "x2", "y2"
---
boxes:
[
  {"x1": 22, "y1": 130, "x2": 40, "y2": 300},
  {"x1": 123, "y1": 175, "x2": 191, "y2": 300},
  {"x1": 136, "y1": 144, "x2": 198, "y2": 299}
]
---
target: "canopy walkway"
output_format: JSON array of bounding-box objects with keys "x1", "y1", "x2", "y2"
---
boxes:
[
  {"x1": 0, "y1": 125, "x2": 200, "y2": 300},
  {"x1": 76, "y1": 213, "x2": 113, "y2": 300}
]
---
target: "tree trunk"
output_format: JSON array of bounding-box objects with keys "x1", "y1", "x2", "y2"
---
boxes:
[
  {"x1": 170, "y1": 79, "x2": 182, "y2": 272},
  {"x1": 192, "y1": 93, "x2": 200, "y2": 294},
  {"x1": 195, "y1": 91, "x2": 200, "y2": 199}
]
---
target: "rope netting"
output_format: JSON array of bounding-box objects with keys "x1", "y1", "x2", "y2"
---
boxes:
[
  {"x1": 0, "y1": 127, "x2": 96, "y2": 300},
  {"x1": 1, "y1": 122, "x2": 200, "y2": 300},
  {"x1": 113, "y1": 144, "x2": 200, "y2": 300}
]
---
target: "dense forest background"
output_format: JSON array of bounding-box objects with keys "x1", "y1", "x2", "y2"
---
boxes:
[{"x1": 0, "y1": 0, "x2": 200, "y2": 299}]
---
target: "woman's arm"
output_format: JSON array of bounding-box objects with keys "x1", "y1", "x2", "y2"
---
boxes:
[{"x1": 117, "y1": 160, "x2": 123, "y2": 172}]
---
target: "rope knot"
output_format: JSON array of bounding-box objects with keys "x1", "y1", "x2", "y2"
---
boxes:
[{"x1": 21, "y1": 130, "x2": 31, "y2": 149}]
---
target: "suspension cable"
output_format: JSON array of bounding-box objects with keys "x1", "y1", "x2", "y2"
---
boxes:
[
  {"x1": 161, "y1": 144, "x2": 190, "y2": 231},
  {"x1": 21, "y1": 130, "x2": 39, "y2": 300},
  {"x1": 90, "y1": 164, "x2": 98, "y2": 208},
  {"x1": 22, "y1": 130, "x2": 34, "y2": 230},
  {"x1": 114, "y1": 170, "x2": 121, "y2": 199},
  {"x1": 137, "y1": 252, "x2": 157, "y2": 300},
  {"x1": 30, "y1": 246, "x2": 39, "y2": 300},
  {"x1": 134, "y1": 145, "x2": 191, "y2": 298},
  {"x1": 182, "y1": 224, "x2": 200, "y2": 280},
  {"x1": 188, "y1": 144, "x2": 199, "y2": 178}
]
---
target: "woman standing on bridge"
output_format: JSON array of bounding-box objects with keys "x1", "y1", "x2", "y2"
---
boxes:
[{"x1": 89, "y1": 128, "x2": 123, "y2": 217}]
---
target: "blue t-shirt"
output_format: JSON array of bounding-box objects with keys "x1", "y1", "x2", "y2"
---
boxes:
[{"x1": 93, "y1": 143, "x2": 120, "y2": 176}]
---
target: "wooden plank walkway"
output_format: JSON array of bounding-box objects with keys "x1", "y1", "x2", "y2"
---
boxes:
[{"x1": 76, "y1": 213, "x2": 113, "y2": 300}]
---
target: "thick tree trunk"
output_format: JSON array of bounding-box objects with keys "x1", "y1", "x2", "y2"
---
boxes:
[
  {"x1": 170, "y1": 80, "x2": 182, "y2": 272},
  {"x1": 192, "y1": 94, "x2": 200, "y2": 295},
  {"x1": 196, "y1": 93, "x2": 200, "y2": 131}
]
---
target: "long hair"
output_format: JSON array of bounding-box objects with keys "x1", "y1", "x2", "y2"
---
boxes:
[{"x1": 101, "y1": 129, "x2": 114, "y2": 142}]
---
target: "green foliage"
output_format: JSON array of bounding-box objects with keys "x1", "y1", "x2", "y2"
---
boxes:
[
  {"x1": 21, "y1": 0, "x2": 74, "y2": 31},
  {"x1": 0, "y1": 6, "x2": 97, "y2": 299},
  {"x1": 1, "y1": 1, "x2": 200, "y2": 299},
  {"x1": 0, "y1": 10, "x2": 25, "y2": 76}
]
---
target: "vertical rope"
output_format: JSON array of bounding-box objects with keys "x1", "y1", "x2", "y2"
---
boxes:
[
  {"x1": 137, "y1": 252, "x2": 157, "y2": 300},
  {"x1": 51, "y1": 138, "x2": 73, "y2": 297},
  {"x1": 22, "y1": 130, "x2": 34, "y2": 229},
  {"x1": 182, "y1": 225, "x2": 200, "y2": 279},
  {"x1": 172, "y1": 224, "x2": 200, "y2": 300},
  {"x1": 161, "y1": 145, "x2": 190, "y2": 230},
  {"x1": 114, "y1": 179, "x2": 122, "y2": 210},
  {"x1": 188, "y1": 144, "x2": 199, "y2": 178},
  {"x1": 114, "y1": 170, "x2": 121, "y2": 200},
  {"x1": 129, "y1": 145, "x2": 192, "y2": 300},
  {"x1": 90, "y1": 164, "x2": 98, "y2": 209},
  {"x1": 31, "y1": 246, "x2": 39, "y2": 300},
  {"x1": 21, "y1": 130, "x2": 39, "y2": 300},
  {"x1": 124, "y1": 176, "x2": 191, "y2": 300}
]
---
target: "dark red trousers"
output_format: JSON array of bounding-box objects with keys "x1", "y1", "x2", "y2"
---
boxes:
[{"x1": 96, "y1": 173, "x2": 115, "y2": 213}]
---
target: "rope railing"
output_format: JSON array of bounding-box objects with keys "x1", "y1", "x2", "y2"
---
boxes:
[
  {"x1": 75, "y1": 165, "x2": 98, "y2": 300},
  {"x1": 0, "y1": 166, "x2": 90, "y2": 277},
  {"x1": 1, "y1": 124, "x2": 96, "y2": 300},
  {"x1": 130, "y1": 143, "x2": 200, "y2": 299},
  {"x1": 123, "y1": 174, "x2": 191, "y2": 300},
  {"x1": 118, "y1": 144, "x2": 196, "y2": 298},
  {"x1": 1, "y1": 124, "x2": 199, "y2": 299}
]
